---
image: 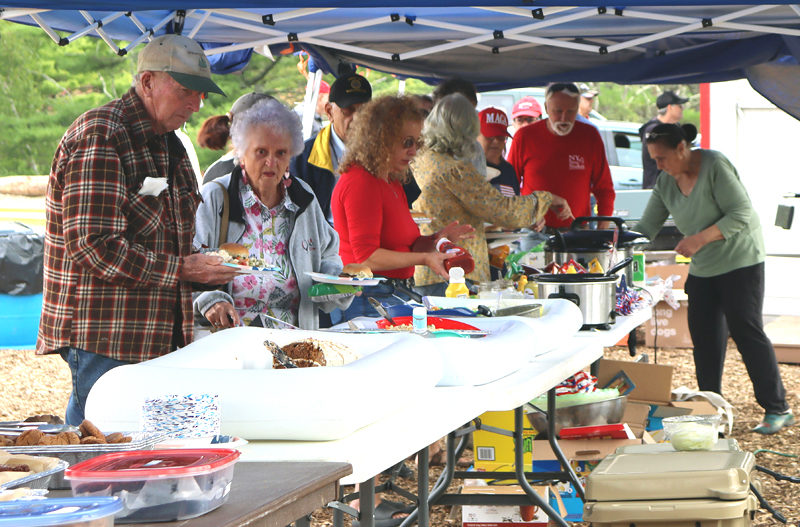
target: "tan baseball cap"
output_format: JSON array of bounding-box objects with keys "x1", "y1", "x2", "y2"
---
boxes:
[{"x1": 137, "y1": 34, "x2": 225, "y2": 95}]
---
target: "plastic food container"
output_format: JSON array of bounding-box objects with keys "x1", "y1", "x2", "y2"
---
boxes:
[
  {"x1": 663, "y1": 414, "x2": 721, "y2": 451},
  {"x1": 1, "y1": 431, "x2": 167, "y2": 489},
  {"x1": 0, "y1": 497, "x2": 122, "y2": 526},
  {"x1": 65, "y1": 448, "x2": 240, "y2": 523}
]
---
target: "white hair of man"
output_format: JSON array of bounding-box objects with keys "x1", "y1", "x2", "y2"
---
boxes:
[
  {"x1": 230, "y1": 98, "x2": 305, "y2": 160},
  {"x1": 544, "y1": 82, "x2": 580, "y2": 137},
  {"x1": 422, "y1": 93, "x2": 481, "y2": 162}
]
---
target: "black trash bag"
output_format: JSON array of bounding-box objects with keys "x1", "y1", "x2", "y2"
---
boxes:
[{"x1": 0, "y1": 223, "x2": 44, "y2": 295}]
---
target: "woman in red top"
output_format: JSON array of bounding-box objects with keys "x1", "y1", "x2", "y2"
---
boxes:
[{"x1": 332, "y1": 95, "x2": 473, "y2": 321}]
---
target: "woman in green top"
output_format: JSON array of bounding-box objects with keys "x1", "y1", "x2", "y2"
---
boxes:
[{"x1": 636, "y1": 123, "x2": 792, "y2": 434}]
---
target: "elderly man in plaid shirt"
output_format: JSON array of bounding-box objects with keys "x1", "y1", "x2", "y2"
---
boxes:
[{"x1": 37, "y1": 35, "x2": 239, "y2": 425}]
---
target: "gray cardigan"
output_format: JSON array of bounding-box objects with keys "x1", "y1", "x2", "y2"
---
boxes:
[{"x1": 193, "y1": 169, "x2": 350, "y2": 329}]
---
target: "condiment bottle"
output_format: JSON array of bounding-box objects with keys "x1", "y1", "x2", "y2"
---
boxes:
[
  {"x1": 412, "y1": 306, "x2": 428, "y2": 333},
  {"x1": 445, "y1": 267, "x2": 470, "y2": 298},
  {"x1": 436, "y1": 237, "x2": 475, "y2": 274}
]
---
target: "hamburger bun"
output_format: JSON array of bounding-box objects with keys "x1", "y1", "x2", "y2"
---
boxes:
[
  {"x1": 340, "y1": 263, "x2": 373, "y2": 279},
  {"x1": 219, "y1": 242, "x2": 249, "y2": 259}
]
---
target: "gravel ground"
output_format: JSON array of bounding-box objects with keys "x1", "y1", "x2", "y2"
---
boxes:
[{"x1": 1, "y1": 342, "x2": 798, "y2": 525}]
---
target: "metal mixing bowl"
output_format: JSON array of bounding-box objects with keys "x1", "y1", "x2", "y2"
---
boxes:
[{"x1": 525, "y1": 395, "x2": 628, "y2": 438}]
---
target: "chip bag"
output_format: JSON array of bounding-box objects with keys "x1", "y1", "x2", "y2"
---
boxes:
[{"x1": 308, "y1": 283, "x2": 361, "y2": 302}]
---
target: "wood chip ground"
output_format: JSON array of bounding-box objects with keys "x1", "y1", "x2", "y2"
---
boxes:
[{"x1": 2, "y1": 341, "x2": 797, "y2": 525}]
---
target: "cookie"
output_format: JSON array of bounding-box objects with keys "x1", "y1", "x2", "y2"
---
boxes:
[
  {"x1": 14, "y1": 429, "x2": 43, "y2": 446},
  {"x1": 78, "y1": 419, "x2": 104, "y2": 440}
]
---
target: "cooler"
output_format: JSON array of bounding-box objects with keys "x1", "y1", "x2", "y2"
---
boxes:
[{"x1": 583, "y1": 442, "x2": 758, "y2": 526}]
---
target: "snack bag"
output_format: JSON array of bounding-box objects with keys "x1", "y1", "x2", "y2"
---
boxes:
[{"x1": 308, "y1": 283, "x2": 360, "y2": 303}]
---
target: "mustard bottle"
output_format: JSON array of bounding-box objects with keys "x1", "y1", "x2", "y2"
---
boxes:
[{"x1": 445, "y1": 267, "x2": 470, "y2": 299}]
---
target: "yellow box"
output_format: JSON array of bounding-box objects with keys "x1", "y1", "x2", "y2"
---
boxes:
[{"x1": 474, "y1": 410, "x2": 538, "y2": 472}]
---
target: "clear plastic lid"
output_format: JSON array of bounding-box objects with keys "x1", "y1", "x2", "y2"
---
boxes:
[
  {"x1": 0, "y1": 497, "x2": 122, "y2": 526},
  {"x1": 65, "y1": 448, "x2": 240, "y2": 480}
]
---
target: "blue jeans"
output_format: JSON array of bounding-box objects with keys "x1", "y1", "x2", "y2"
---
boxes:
[
  {"x1": 59, "y1": 348, "x2": 131, "y2": 425},
  {"x1": 331, "y1": 282, "x2": 412, "y2": 324}
]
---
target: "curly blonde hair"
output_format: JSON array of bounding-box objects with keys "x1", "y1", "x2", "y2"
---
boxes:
[{"x1": 339, "y1": 95, "x2": 423, "y2": 183}]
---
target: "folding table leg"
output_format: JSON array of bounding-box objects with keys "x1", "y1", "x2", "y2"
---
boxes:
[
  {"x1": 545, "y1": 389, "x2": 585, "y2": 500},
  {"x1": 514, "y1": 406, "x2": 570, "y2": 527},
  {"x1": 358, "y1": 477, "x2": 376, "y2": 527}
]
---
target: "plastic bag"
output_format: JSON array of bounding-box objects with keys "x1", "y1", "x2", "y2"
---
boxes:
[
  {"x1": 308, "y1": 282, "x2": 360, "y2": 303},
  {"x1": 0, "y1": 224, "x2": 44, "y2": 295}
]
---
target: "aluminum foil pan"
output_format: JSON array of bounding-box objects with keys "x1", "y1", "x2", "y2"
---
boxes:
[
  {"x1": 0, "y1": 432, "x2": 167, "y2": 489},
  {"x1": 0, "y1": 459, "x2": 69, "y2": 490}
]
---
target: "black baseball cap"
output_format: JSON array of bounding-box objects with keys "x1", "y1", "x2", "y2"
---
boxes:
[
  {"x1": 329, "y1": 72, "x2": 372, "y2": 108},
  {"x1": 657, "y1": 90, "x2": 688, "y2": 109}
]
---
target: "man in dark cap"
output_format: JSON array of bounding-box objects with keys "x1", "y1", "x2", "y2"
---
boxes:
[
  {"x1": 639, "y1": 90, "x2": 689, "y2": 188},
  {"x1": 290, "y1": 69, "x2": 372, "y2": 223}
]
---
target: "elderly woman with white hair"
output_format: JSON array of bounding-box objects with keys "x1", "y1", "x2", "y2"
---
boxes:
[
  {"x1": 193, "y1": 98, "x2": 351, "y2": 330},
  {"x1": 411, "y1": 93, "x2": 574, "y2": 296}
]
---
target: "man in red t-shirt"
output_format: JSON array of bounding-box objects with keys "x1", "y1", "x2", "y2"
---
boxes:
[{"x1": 508, "y1": 82, "x2": 615, "y2": 229}]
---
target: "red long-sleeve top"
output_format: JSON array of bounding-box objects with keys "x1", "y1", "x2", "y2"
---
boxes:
[
  {"x1": 508, "y1": 120, "x2": 615, "y2": 228},
  {"x1": 332, "y1": 164, "x2": 420, "y2": 279}
]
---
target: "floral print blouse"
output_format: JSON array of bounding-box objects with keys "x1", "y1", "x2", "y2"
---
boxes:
[
  {"x1": 411, "y1": 150, "x2": 552, "y2": 286},
  {"x1": 231, "y1": 176, "x2": 300, "y2": 328}
]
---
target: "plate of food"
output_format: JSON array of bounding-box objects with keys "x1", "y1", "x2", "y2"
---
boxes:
[
  {"x1": 306, "y1": 264, "x2": 385, "y2": 286},
  {"x1": 206, "y1": 243, "x2": 280, "y2": 274}
]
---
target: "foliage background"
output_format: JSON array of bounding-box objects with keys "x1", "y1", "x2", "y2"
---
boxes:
[{"x1": 0, "y1": 22, "x2": 698, "y2": 177}]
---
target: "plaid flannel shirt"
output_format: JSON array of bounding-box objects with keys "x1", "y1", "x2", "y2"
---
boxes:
[{"x1": 37, "y1": 87, "x2": 201, "y2": 362}]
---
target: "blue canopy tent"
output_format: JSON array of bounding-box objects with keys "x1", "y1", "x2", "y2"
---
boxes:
[{"x1": 1, "y1": 2, "x2": 800, "y2": 117}]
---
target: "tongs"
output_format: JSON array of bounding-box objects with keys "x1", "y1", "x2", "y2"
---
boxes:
[{"x1": 0, "y1": 421, "x2": 79, "y2": 435}]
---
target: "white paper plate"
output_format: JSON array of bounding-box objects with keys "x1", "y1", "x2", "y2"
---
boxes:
[
  {"x1": 223, "y1": 262, "x2": 281, "y2": 275},
  {"x1": 156, "y1": 435, "x2": 249, "y2": 450},
  {"x1": 305, "y1": 271, "x2": 384, "y2": 286}
]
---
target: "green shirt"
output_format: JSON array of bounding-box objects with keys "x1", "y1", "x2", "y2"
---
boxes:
[{"x1": 634, "y1": 149, "x2": 764, "y2": 278}]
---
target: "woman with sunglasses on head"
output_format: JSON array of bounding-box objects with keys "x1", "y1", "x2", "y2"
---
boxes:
[
  {"x1": 331, "y1": 95, "x2": 475, "y2": 321},
  {"x1": 636, "y1": 123, "x2": 792, "y2": 434},
  {"x1": 411, "y1": 93, "x2": 574, "y2": 296}
]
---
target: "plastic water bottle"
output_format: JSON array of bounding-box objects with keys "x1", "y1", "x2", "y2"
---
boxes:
[{"x1": 412, "y1": 306, "x2": 428, "y2": 333}]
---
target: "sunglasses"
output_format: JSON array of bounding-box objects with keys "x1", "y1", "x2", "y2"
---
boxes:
[
  {"x1": 646, "y1": 131, "x2": 674, "y2": 141},
  {"x1": 546, "y1": 83, "x2": 580, "y2": 96},
  {"x1": 402, "y1": 136, "x2": 424, "y2": 150}
]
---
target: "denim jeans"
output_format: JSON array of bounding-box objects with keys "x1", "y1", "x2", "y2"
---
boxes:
[
  {"x1": 331, "y1": 282, "x2": 413, "y2": 324},
  {"x1": 59, "y1": 348, "x2": 131, "y2": 425}
]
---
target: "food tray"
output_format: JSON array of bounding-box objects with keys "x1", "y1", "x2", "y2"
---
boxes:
[
  {"x1": 0, "y1": 432, "x2": 167, "y2": 490},
  {"x1": 0, "y1": 459, "x2": 68, "y2": 490}
]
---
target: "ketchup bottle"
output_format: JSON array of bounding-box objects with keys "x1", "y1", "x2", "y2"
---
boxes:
[{"x1": 436, "y1": 238, "x2": 475, "y2": 275}]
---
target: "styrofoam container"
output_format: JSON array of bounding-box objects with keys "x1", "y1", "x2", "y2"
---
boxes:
[
  {"x1": 65, "y1": 448, "x2": 240, "y2": 523},
  {"x1": 0, "y1": 497, "x2": 122, "y2": 526}
]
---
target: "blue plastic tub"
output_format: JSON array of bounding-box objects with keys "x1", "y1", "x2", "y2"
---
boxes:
[
  {"x1": 0, "y1": 293, "x2": 42, "y2": 349},
  {"x1": 0, "y1": 497, "x2": 121, "y2": 526}
]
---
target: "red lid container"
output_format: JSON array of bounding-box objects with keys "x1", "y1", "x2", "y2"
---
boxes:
[
  {"x1": 65, "y1": 449, "x2": 240, "y2": 523},
  {"x1": 66, "y1": 449, "x2": 240, "y2": 480}
]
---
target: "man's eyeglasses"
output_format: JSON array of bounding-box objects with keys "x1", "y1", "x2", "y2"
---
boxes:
[
  {"x1": 513, "y1": 116, "x2": 538, "y2": 124},
  {"x1": 402, "y1": 136, "x2": 424, "y2": 150},
  {"x1": 546, "y1": 83, "x2": 580, "y2": 96}
]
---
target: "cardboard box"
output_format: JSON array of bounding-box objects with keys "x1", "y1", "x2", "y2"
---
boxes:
[
  {"x1": 474, "y1": 410, "x2": 537, "y2": 472},
  {"x1": 645, "y1": 262, "x2": 689, "y2": 289},
  {"x1": 643, "y1": 299, "x2": 693, "y2": 348},
  {"x1": 765, "y1": 316, "x2": 800, "y2": 364},
  {"x1": 462, "y1": 485, "x2": 549, "y2": 527},
  {"x1": 596, "y1": 359, "x2": 674, "y2": 405}
]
